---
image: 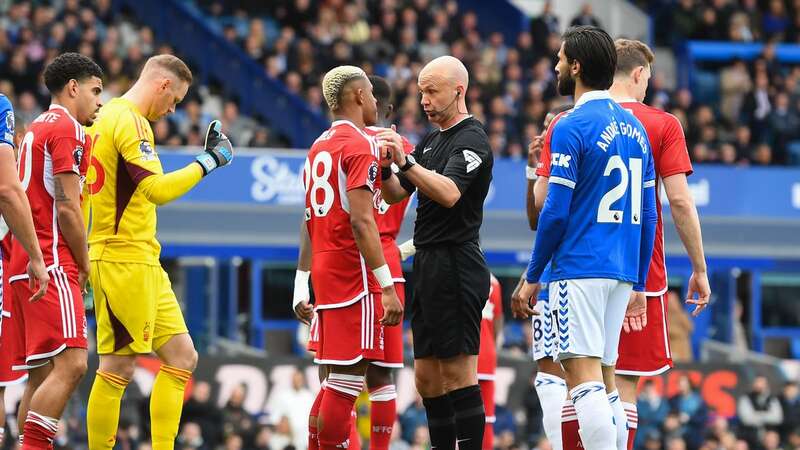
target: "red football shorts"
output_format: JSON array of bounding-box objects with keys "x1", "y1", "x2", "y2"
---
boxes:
[
  {"x1": 313, "y1": 293, "x2": 385, "y2": 365},
  {"x1": 309, "y1": 284, "x2": 405, "y2": 368},
  {"x1": 0, "y1": 276, "x2": 27, "y2": 385},
  {"x1": 616, "y1": 292, "x2": 673, "y2": 376},
  {"x1": 11, "y1": 266, "x2": 87, "y2": 371}
]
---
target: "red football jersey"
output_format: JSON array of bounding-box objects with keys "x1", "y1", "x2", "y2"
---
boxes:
[
  {"x1": 304, "y1": 120, "x2": 382, "y2": 309},
  {"x1": 535, "y1": 110, "x2": 570, "y2": 177},
  {"x1": 478, "y1": 274, "x2": 503, "y2": 379},
  {"x1": 9, "y1": 105, "x2": 90, "y2": 281},
  {"x1": 619, "y1": 101, "x2": 693, "y2": 296},
  {"x1": 538, "y1": 103, "x2": 692, "y2": 295},
  {"x1": 365, "y1": 126, "x2": 413, "y2": 281}
]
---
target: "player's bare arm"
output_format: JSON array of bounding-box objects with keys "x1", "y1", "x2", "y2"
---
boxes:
[
  {"x1": 377, "y1": 128, "x2": 461, "y2": 208},
  {"x1": 663, "y1": 173, "x2": 710, "y2": 316},
  {"x1": 379, "y1": 167, "x2": 412, "y2": 204},
  {"x1": 0, "y1": 145, "x2": 48, "y2": 300},
  {"x1": 347, "y1": 186, "x2": 403, "y2": 326},
  {"x1": 53, "y1": 173, "x2": 90, "y2": 292},
  {"x1": 526, "y1": 135, "x2": 543, "y2": 230},
  {"x1": 293, "y1": 222, "x2": 313, "y2": 324}
]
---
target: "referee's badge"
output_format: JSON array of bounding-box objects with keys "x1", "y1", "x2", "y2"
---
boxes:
[{"x1": 463, "y1": 149, "x2": 481, "y2": 173}]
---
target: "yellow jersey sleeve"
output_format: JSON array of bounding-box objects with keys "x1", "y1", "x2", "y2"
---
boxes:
[{"x1": 114, "y1": 110, "x2": 164, "y2": 176}]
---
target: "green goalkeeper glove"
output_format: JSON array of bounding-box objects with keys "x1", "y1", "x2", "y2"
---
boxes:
[{"x1": 196, "y1": 120, "x2": 234, "y2": 176}]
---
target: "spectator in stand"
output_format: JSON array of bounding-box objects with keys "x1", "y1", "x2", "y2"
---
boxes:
[
  {"x1": 668, "y1": 289, "x2": 695, "y2": 362},
  {"x1": 670, "y1": 375, "x2": 708, "y2": 449},
  {"x1": 223, "y1": 384, "x2": 255, "y2": 437},
  {"x1": 182, "y1": 381, "x2": 224, "y2": 447},
  {"x1": 570, "y1": 3, "x2": 602, "y2": 28},
  {"x1": 177, "y1": 422, "x2": 210, "y2": 450},
  {"x1": 637, "y1": 379, "x2": 671, "y2": 450},
  {"x1": 399, "y1": 396, "x2": 428, "y2": 445},
  {"x1": 739, "y1": 375, "x2": 784, "y2": 448},
  {"x1": 265, "y1": 369, "x2": 314, "y2": 449},
  {"x1": 781, "y1": 382, "x2": 800, "y2": 441}
]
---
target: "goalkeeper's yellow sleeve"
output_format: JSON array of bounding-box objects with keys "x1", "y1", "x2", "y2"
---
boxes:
[{"x1": 137, "y1": 163, "x2": 203, "y2": 205}]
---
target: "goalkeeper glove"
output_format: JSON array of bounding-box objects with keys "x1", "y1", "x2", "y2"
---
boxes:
[{"x1": 196, "y1": 119, "x2": 234, "y2": 176}]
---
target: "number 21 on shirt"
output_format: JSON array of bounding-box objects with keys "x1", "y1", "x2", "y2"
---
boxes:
[{"x1": 597, "y1": 155, "x2": 650, "y2": 225}]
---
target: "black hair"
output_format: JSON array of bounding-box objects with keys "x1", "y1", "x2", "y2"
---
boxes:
[
  {"x1": 549, "y1": 103, "x2": 574, "y2": 116},
  {"x1": 368, "y1": 75, "x2": 392, "y2": 105},
  {"x1": 562, "y1": 26, "x2": 616, "y2": 90},
  {"x1": 43, "y1": 52, "x2": 104, "y2": 94}
]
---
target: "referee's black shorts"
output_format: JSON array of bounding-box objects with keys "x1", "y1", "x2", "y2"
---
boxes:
[{"x1": 410, "y1": 241, "x2": 490, "y2": 359}]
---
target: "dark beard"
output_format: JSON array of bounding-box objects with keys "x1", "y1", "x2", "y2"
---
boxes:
[{"x1": 557, "y1": 72, "x2": 576, "y2": 97}]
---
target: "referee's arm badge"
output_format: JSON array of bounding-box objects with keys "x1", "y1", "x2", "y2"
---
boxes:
[{"x1": 462, "y1": 149, "x2": 482, "y2": 173}]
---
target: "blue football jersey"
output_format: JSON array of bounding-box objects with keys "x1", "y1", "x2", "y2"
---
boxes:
[
  {"x1": 546, "y1": 91, "x2": 655, "y2": 283},
  {"x1": 0, "y1": 95, "x2": 14, "y2": 147}
]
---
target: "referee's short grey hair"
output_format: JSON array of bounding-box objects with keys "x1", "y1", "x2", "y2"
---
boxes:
[{"x1": 322, "y1": 65, "x2": 367, "y2": 111}]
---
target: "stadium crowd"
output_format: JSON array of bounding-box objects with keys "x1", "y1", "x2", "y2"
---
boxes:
[{"x1": 1, "y1": 0, "x2": 800, "y2": 164}]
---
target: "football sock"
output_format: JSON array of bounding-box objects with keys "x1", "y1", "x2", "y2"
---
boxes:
[
  {"x1": 319, "y1": 373, "x2": 363, "y2": 450},
  {"x1": 150, "y1": 365, "x2": 192, "y2": 450},
  {"x1": 561, "y1": 400, "x2": 581, "y2": 450},
  {"x1": 623, "y1": 402, "x2": 638, "y2": 450},
  {"x1": 478, "y1": 380, "x2": 495, "y2": 450},
  {"x1": 0, "y1": 426, "x2": 5, "y2": 446},
  {"x1": 368, "y1": 384, "x2": 397, "y2": 450},
  {"x1": 309, "y1": 385, "x2": 326, "y2": 450},
  {"x1": 535, "y1": 372, "x2": 567, "y2": 450},
  {"x1": 21, "y1": 411, "x2": 57, "y2": 450},
  {"x1": 422, "y1": 394, "x2": 456, "y2": 450},
  {"x1": 87, "y1": 371, "x2": 129, "y2": 449},
  {"x1": 608, "y1": 391, "x2": 627, "y2": 450},
  {"x1": 449, "y1": 385, "x2": 485, "y2": 450},
  {"x1": 570, "y1": 382, "x2": 616, "y2": 450},
  {"x1": 349, "y1": 409, "x2": 361, "y2": 450}
]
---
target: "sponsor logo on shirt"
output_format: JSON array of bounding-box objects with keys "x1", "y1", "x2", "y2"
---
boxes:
[
  {"x1": 551, "y1": 153, "x2": 571, "y2": 168},
  {"x1": 463, "y1": 149, "x2": 481, "y2": 173}
]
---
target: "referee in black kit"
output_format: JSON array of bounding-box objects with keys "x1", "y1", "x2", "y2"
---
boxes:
[{"x1": 376, "y1": 55, "x2": 492, "y2": 450}]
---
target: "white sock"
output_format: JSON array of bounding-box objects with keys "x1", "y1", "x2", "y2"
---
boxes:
[
  {"x1": 607, "y1": 391, "x2": 627, "y2": 450},
  {"x1": 623, "y1": 402, "x2": 638, "y2": 449},
  {"x1": 0, "y1": 426, "x2": 4, "y2": 445},
  {"x1": 570, "y1": 382, "x2": 616, "y2": 450},
  {"x1": 535, "y1": 372, "x2": 567, "y2": 450}
]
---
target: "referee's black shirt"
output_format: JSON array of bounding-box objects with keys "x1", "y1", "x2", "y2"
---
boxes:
[{"x1": 398, "y1": 116, "x2": 493, "y2": 247}]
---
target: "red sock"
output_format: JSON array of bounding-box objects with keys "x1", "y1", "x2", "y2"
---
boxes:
[
  {"x1": 319, "y1": 374, "x2": 363, "y2": 450},
  {"x1": 624, "y1": 402, "x2": 638, "y2": 450},
  {"x1": 479, "y1": 380, "x2": 495, "y2": 450},
  {"x1": 368, "y1": 385, "x2": 397, "y2": 450},
  {"x1": 309, "y1": 386, "x2": 326, "y2": 450},
  {"x1": 349, "y1": 409, "x2": 361, "y2": 450},
  {"x1": 21, "y1": 412, "x2": 58, "y2": 450},
  {"x1": 561, "y1": 400, "x2": 583, "y2": 450}
]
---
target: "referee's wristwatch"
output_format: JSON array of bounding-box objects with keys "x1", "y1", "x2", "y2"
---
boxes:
[{"x1": 400, "y1": 154, "x2": 416, "y2": 172}]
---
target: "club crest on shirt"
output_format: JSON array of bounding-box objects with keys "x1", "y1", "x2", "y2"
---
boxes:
[
  {"x1": 139, "y1": 140, "x2": 156, "y2": 161},
  {"x1": 367, "y1": 161, "x2": 378, "y2": 190},
  {"x1": 4, "y1": 111, "x2": 13, "y2": 142}
]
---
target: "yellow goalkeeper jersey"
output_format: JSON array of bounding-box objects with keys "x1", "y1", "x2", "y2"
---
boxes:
[{"x1": 85, "y1": 98, "x2": 183, "y2": 265}]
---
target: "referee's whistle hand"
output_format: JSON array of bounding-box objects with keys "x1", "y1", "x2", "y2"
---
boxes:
[{"x1": 380, "y1": 287, "x2": 404, "y2": 326}]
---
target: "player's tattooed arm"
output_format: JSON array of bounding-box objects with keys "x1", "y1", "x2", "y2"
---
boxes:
[
  {"x1": 53, "y1": 176, "x2": 70, "y2": 202},
  {"x1": 54, "y1": 172, "x2": 90, "y2": 290}
]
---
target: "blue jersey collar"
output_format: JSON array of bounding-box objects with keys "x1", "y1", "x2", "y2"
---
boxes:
[{"x1": 574, "y1": 90, "x2": 612, "y2": 107}]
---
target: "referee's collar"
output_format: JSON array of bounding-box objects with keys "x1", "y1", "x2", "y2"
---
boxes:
[
  {"x1": 439, "y1": 114, "x2": 473, "y2": 132},
  {"x1": 574, "y1": 90, "x2": 611, "y2": 107}
]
